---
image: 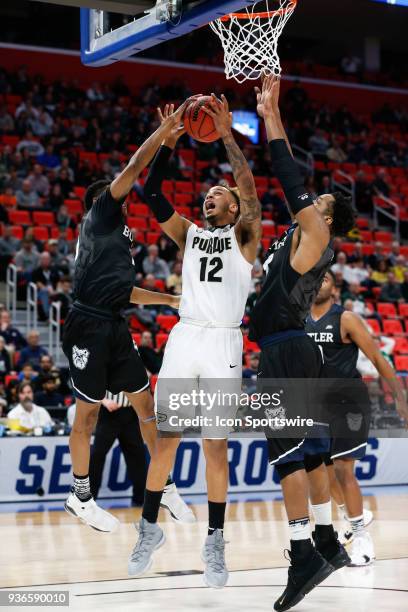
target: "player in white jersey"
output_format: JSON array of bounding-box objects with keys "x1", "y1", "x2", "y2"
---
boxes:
[{"x1": 128, "y1": 96, "x2": 261, "y2": 587}]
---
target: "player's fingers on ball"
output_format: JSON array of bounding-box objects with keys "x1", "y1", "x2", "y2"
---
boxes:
[{"x1": 202, "y1": 106, "x2": 215, "y2": 117}]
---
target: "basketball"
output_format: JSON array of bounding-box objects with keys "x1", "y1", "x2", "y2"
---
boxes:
[{"x1": 184, "y1": 95, "x2": 220, "y2": 143}]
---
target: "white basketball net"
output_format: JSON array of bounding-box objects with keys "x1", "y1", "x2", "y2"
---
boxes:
[{"x1": 210, "y1": 1, "x2": 297, "y2": 83}]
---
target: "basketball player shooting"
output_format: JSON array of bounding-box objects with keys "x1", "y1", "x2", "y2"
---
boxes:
[
  {"x1": 62, "y1": 100, "x2": 196, "y2": 533},
  {"x1": 250, "y1": 75, "x2": 356, "y2": 612},
  {"x1": 305, "y1": 271, "x2": 408, "y2": 566},
  {"x1": 128, "y1": 97, "x2": 262, "y2": 587}
]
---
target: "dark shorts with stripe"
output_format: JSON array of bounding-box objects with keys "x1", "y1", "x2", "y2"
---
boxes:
[
  {"x1": 62, "y1": 303, "x2": 149, "y2": 403},
  {"x1": 258, "y1": 332, "x2": 330, "y2": 465}
]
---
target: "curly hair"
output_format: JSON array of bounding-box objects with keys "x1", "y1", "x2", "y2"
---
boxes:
[
  {"x1": 330, "y1": 191, "x2": 357, "y2": 237},
  {"x1": 84, "y1": 179, "x2": 110, "y2": 212}
]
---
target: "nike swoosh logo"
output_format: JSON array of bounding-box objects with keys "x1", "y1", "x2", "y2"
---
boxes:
[{"x1": 229, "y1": 365, "x2": 237, "y2": 368}]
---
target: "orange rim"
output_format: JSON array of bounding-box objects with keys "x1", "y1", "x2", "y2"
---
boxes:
[{"x1": 219, "y1": 1, "x2": 297, "y2": 21}]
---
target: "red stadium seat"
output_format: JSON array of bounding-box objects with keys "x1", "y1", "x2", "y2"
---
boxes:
[
  {"x1": 277, "y1": 224, "x2": 290, "y2": 235},
  {"x1": 146, "y1": 232, "x2": 160, "y2": 244},
  {"x1": 33, "y1": 211, "x2": 54, "y2": 226},
  {"x1": 50, "y1": 227, "x2": 74, "y2": 241},
  {"x1": 131, "y1": 333, "x2": 142, "y2": 345},
  {"x1": 64, "y1": 199, "x2": 83, "y2": 215},
  {"x1": 149, "y1": 218, "x2": 161, "y2": 232},
  {"x1": 162, "y1": 180, "x2": 174, "y2": 193},
  {"x1": 175, "y1": 193, "x2": 194, "y2": 206},
  {"x1": 79, "y1": 151, "x2": 98, "y2": 166},
  {"x1": 73, "y1": 186, "x2": 86, "y2": 200},
  {"x1": 175, "y1": 181, "x2": 194, "y2": 193},
  {"x1": 10, "y1": 226, "x2": 23, "y2": 239},
  {"x1": 394, "y1": 355, "x2": 408, "y2": 372},
  {"x1": 261, "y1": 238, "x2": 272, "y2": 251},
  {"x1": 0, "y1": 194, "x2": 17, "y2": 207},
  {"x1": 9, "y1": 210, "x2": 31, "y2": 225},
  {"x1": 127, "y1": 216, "x2": 147, "y2": 230},
  {"x1": 155, "y1": 279, "x2": 165, "y2": 292},
  {"x1": 362, "y1": 244, "x2": 374, "y2": 255},
  {"x1": 262, "y1": 224, "x2": 276, "y2": 237},
  {"x1": 340, "y1": 242, "x2": 355, "y2": 256},
  {"x1": 243, "y1": 337, "x2": 259, "y2": 352},
  {"x1": 129, "y1": 203, "x2": 149, "y2": 217},
  {"x1": 32, "y1": 227, "x2": 49, "y2": 241},
  {"x1": 377, "y1": 302, "x2": 397, "y2": 318},
  {"x1": 393, "y1": 337, "x2": 408, "y2": 354},
  {"x1": 175, "y1": 206, "x2": 191, "y2": 217},
  {"x1": 356, "y1": 218, "x2": 370, "y2": 229},
  {"x1": 360, "y1": 230, "x2": 373, "y2": 242},
  {"x1": 156, "y1": 314, "x2": 178, "y2": 331},
  {"x1": 150, "y1": 374, "x2": 158, "y2": 391},
  {"x1": 155, "y1": 333, "x2": 169, "y2": 350},
  {"x1": 382, "y1": 319, "x2": 404, "y2": 335},
  {"x1": 365, "y1": 318, "x2": 381, "y2": 334},
  {"x1": 374, "y1": 231, "x2": 393, "y2": 243},
  {"x1": 398, "y1": 303, "x2": 408, "y2": 317}
]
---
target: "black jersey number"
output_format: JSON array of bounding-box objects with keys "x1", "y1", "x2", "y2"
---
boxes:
[{"x1": 199, "y1": 257, "x2": 223, "y2": 283}]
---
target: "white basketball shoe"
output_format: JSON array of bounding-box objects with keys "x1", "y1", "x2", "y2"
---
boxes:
[
  {"x1": 348, "y1": 531, "x2": 376, "y2": 566},
  {"x1": 64, "y1": 491, "x2": 120, "y2": 532},
  {"x1": 160, "y1": 483, "x2": 196, "y2": 524},
  {"x1": 341, "y1": 508, "x2": 374, "y2": 545}
]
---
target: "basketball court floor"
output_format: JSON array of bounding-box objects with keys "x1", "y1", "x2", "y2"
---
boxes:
[{"x1": 1, "y1": 487, "x2": 407, "y2": 611}]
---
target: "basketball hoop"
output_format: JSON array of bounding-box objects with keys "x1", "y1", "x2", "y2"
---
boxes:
[{"x1": 210, "y1": 0, "x2": 297, "y2": 84}]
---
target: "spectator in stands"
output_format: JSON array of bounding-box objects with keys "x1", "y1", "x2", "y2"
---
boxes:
[
  {"x1": 371, "y1": 259, "x2": 389, "y2": 284},
  {"x1": 368, "y1": 241, "x2": 385, "y2": 270},
  {"x1": 16, "y1": 130, "x2": 44, "y2": 157},
  {"x1": 391, "y1": 255, "x2": 407, "y2": 283},
  {"x1": 157, "y1": 234, "x2": 178, "y2": 264},
  {"x1": 16, "y1": 179, "x2": 40, "y2": 209},
  {"x1": 0, "y1": 336, "x2": 11, "y2": 379},
  {"x1": 130, "y1": 229, "x2": 148, "y2": 276},
  {"x1": 284, "y1": 79, "x2": 308, "y2": 121},
  {"x1": 0, "y1": 383, "x2": 7, "y2": 417},
  {"x1": 28, "y1": 163, "x2": 49, "y2": 197},
  {"x1": 331, "y1": 251, "x2": 351, "y2": 280},
  {"x1": 57, "y1": 230, "x2": 71, "y2": 256},
  {"x1": 14, "y1": 239, "x2": 40, "y2": 277},
  {"x1": 47, "y1": 183, "x2": 65, "y2": 212},
  {"x1": 47, "y1": 239, "x2": 64, "y2": 268},
  {"x1": 4, "y1": 167, "x2": 23, "y2": 192},
  {"x1": 388, "y1": 241, "x2": 401, "y2": 267},
  {"x1": 56, "y1": 157, "x2": 75, "y2": 183},
  {"x1": 54, "y1": 168, "x2": 75, "y2": 199},
  {"x1": 52, "y1": 276, "x2": 73, "y2": 319},
  {"x1": 55, "y1": 203, "x2": 74, "y2": 232},
  {"x1": 138, "y1": 331, "x2": 163, "y2": 375},
  {"x1": 24, "y1": 227, "x2": 44, "y2": 253},
  {"x1": 319, "y1": 175, "x2": 332, "y2": 195},
  {"x1": 166, "y1": 262, "x2": 183, "y2": 295},
  {"x1": 0, "y1": 309, "x2": 27, "y2": 351},
  {"x1": 326, "y1": 138, "x2": 347, "y2": 163},
  {"x1": 373, "y1": 169, "x2": 390, "y2": 198},
  {"x1": 17, "y1": 330, "x2": 48, "y2": 371},
  {"x1": 0, "y1": 226, "x2": 19, "y2": 276},
  {"x1": 340, "y1": 54, "x2": 362, "y2": 76},
  {"x1": 401, "y1": 270, "x2": 408, "y2": 302},
  {"x1": 200, "y1": 157, "x2": 223, "y2": 184},
  {"x1": 354, "y1": 171, "x2": 373, "y2": 214},
  {"x1": 246, "y1": 280, "x2": 262, "y2": 314},
  {"x1": 34, "y1": 374, "x2": 64, "y2": 408},
  {"x1": 142, "y1": 244, "x2": 170, "y2": 280},
  {"x1": 379, "y1": 272, "x2": 404, "y2": 304},
  {"x1": 32, "y1": 251, "x2": 60, "y2": 319},
  {"x1": 37, "y1": 144, "x2": 60, "y2": 169},
  {"x1": 348, "y1": 241, "x2": 365, "y2": 264},
  {"x1": 30, "y1": 110, "x2": 53, "y2": 138},
  {"x1": 243, "y1": 352, "x2": 259, "y2": 381},
  {"x1": 308, "y1": 128, "x2": 329, "y2": 158},
  {"x1": 86, "y1": 81, "x2": 105, "y2": 101},
  {"x1": 18, "y1": 363, "x2": 38, "y2": 385},
  {"x1": 0, "y1": 104, "x2": 15, "y2": 133},
  {"x1": 342, "y1": 283, "x2": 367, "y2": 315},
  {"x1": 347, "y1": 258, "x2": 370, "y2": 285},
  {"x1": 7, "y1": 382, "x2": 53, "y2": 430},
  {"x1": 343, "y1": 298, "x2": 372, "y2": 318}
]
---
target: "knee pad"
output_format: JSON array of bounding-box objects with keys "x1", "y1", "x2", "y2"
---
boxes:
[
  {"x1": 275, "y1": 460, "x2": 305, "y2": 480},
  {"x1": 304, "y1": 453, "x2": 324, "y2": 473}
]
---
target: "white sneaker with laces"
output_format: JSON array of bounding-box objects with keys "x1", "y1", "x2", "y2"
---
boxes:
[
  {"x1": 160, "y1": 483, "x2": 196, "y2": 524},
  {"x1": 201, "y1": 529, "x2": 228, "y2": 588},
  {"x1": 348, "y1": 531, "x2": 375, "y2": 566},
  {"x1": 64, "y1": 491, "x2": 120, "y2": 532},
  {"x1": 341, "y1": 508, "x2": 374, "y2": 545}
]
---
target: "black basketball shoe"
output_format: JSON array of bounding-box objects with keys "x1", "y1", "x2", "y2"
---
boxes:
[
  {"x1": 274, "y1": 539, "x2": 333, "y2": 612},
  {"x1": 312, "y1": 525, "x2": 351, "y2": 570}
]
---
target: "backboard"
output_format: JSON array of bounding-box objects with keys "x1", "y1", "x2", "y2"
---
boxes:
[{"x1": 80, "y1": 1, "x2": 258, "y2": 67}]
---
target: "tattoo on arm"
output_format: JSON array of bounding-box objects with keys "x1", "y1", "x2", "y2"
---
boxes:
[{"x1": 223, "y1": 134, "x2": 261, "y2": 225}]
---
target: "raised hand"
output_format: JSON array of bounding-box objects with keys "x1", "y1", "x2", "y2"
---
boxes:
[
  {"x1": 157, "y1": 103, "x2": 186, "y2": 147},
  {"x1": 202, "y1": 93, "x2": 232, "y2": 139},
  {"x1": 255, "y1": 73, "x2": 281, "y2": 119}
]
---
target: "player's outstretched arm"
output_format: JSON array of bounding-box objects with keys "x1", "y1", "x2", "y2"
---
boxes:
[
  {"x1": 110, "y1": 101, "x2": 189, "y2": 201},
  {"x1": 257, "y1": 75, "x2": 329, "y2": 274},
  {"x1": 130, "y1": 287, "x2": 180, "y2": 309},
  {"x1": 342, "y1": 311, "x2": 408, "y2": 425},
  {"x1": 203, "y1": 94, "x2": 261, "y2": 264},
  {"x1": 143, "y1": 104, "x2": 192, "y2": 250}
]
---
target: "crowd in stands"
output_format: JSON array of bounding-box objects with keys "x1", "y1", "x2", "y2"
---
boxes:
[{"x1": 1, "y1": 66, "x2": 408, "y2": 426}]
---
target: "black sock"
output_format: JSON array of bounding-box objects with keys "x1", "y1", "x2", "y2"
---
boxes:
[
  {"x1": 142, "y1": 489, "x2": 164, "y2": 524},
  {"x1": 73, "y1": 473, "x2": 92, "y2": 502},
  {"x1": 165, "y1": 475, "x2": 173, "y2": 486},
  {"x1": 208, "y1": 501, "x2": 226, "y2": 536}
]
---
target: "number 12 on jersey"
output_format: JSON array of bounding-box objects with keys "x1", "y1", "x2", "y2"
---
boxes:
[{"x1": 199, "y1": 257, "x2": 223, "y2": 283}]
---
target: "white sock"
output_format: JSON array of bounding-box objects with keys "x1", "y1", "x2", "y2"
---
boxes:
[
  {"x1": 337, "y1": 503, "x2": 346, "y2": 519},
  {"x1": 289, "y1": 517, "x2": 310, "y2": 541},
  {"x1": 311, "y1": 501, "x2": 332, "y2": 526},
  {"x1": 349, "y1": 514, "x2": 365, "y2": 536}
]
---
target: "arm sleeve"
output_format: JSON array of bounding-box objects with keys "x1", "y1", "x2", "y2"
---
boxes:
[
  {"x1": 91, "y1": 187, "x2": 124, "y2": 234},
  {"x1": 143, "y1": 146, "x2": 175, "y2": 223},
  {"x1": 269, "y1": 139, "x2": 314, "y2": 215}
]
